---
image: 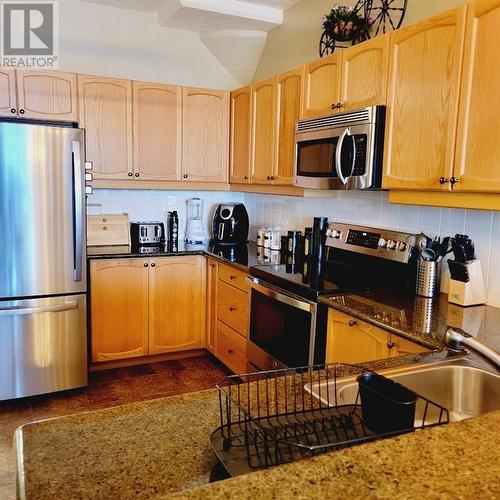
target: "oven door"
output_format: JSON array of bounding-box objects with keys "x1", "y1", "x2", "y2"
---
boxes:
[{"x1": 247, "y1": 278, "x2": 317, "y2": 370}]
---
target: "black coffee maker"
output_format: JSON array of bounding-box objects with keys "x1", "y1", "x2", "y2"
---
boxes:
[{"x1": 212, "y1": 203, "x2": 249, "y2": 245}]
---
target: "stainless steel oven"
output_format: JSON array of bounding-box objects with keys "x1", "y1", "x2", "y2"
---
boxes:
[
  {"x1": 294, "y1": 106, "x2": 385, "y2": 190},
  {"x1": 247, "y1": 277, "x2": 323, "y2": 371}
]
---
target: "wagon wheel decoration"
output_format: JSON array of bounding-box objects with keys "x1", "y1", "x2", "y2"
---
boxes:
[
  {"x1": 319, "y1": 31, "x2": 336, "y2": 57},
  {"x1": 367, "y1": 0, "x2": 408, "y2": 37}
]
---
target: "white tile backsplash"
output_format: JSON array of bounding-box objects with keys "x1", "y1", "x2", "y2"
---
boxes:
[{"x1": 244, "y1": 191, "x2": 500, "y2": 307}]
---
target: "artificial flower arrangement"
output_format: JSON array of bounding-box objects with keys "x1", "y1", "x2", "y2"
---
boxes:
[{"x1": 321, "y1": 4, "x2": 373, "y2": 41}]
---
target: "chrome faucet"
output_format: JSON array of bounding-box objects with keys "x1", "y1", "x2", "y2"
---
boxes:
[{"x1": 445, "y1": 328, "x2": 500, "y2": 371}]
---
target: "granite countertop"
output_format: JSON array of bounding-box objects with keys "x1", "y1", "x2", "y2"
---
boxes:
[
  {"x1": 16, "y1": 352, "x2": 500, "y2": 499},
  {"x1": 319, "y1": 291, "x2": 500, "y2": 352},
  {"x1": 87, "y1": 241, "x2": 267, "y2": 272}
]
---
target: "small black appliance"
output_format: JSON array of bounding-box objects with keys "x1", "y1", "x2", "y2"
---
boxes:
[
  {"x1": 212, "y1": 203, "x2": 249, "y2": 245},
  {"x1": 130, "y1": 222, "x2": 165, "y2": 246}
]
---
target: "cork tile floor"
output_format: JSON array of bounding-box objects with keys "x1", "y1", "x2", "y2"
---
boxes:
[{"x1": 0, "y1": 355, "x2": 231, "y2": 500}]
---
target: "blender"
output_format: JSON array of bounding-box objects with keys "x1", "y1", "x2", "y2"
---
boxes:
[{"x1": 185, "y1": 198, "x2": 206, "y2": 244}]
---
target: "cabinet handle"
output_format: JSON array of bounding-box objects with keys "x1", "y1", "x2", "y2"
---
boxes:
[
  {"x1": 10, "y1": 108, "x2": 16, "y2": 114},
  {"x1": 228, "y1": 349, "x2": 234, "y2": 355},
  {"x1": 151, "y1": 263, "x2": 156, "y2": 267},
  {"x1": 244, "y1": 176, "x2": 249, "y2": 180},
  {"x1": 439, "y1": 177, "x2": 449, "y2": 184},
  {"x1": 127, "y1": 172, "x2": 133, "y2": 177},
  {"x1": 229, "y1": 275, "x2": 237, "y2": 280},
  {"x1": 144, "y1": 263, "x2": 149, "y2": 267},
  {"x1": 387, "y1": 341, "x2": 396, "y2": 349},
  {"x1": 270, "y1": 176, "x2": 275, "y2": 181},
  {"x1": 102, "y1": 226, "x2": 108, "y2": 231},
  {"x1": 348, "y1": 320, "x2": 357, "y2": 327},
  {"x1": 450, "y1": 177, "x2": 459, "y2": 185},
  {"x1": 229, "y1": 306, "x2": 237, "y2": 312},
  {"x1": 19, "y1": 109, "x2": 25, "y2": 115},
  {"x1": 210, "y1": 263, "x2": 217, "y2": 268},
  {"x1": 183, "y1": 174, "x2": 188, "y2": 179},
  {"x1": 331, "y1": 103, "x2": 337, "y2": 110},
  {"x1": 134, "y1": 173, "x2": 140, "y2": 178}
]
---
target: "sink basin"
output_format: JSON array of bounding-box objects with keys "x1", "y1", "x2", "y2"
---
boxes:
[{"x1": 308, "y1": 357, "x2": 500, "y2": 424}]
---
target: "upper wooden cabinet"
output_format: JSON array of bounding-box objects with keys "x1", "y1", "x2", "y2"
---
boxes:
[
  {"x1": 382, "y1": 8, "x2": 467, "y2": 191},
  {"x1": 149, "y1": 256, "x2": 206, "y2": 354},
  {"x1": 90, "y1": 259, "x2": 149, "y2": 363},
  {"x1": 133, "y1": 82, "x2": 181, "y2": 181},
  {"x1": 230, "y1": 86, "x2": 252, "y2": 184},
  {"x1": 302, "y1": 52, "x2": 342, "y2": 118},
  {"x1": 78, "y1": 75, "x2": 133, "y2": 181},
  {"x1": 251, "y1": 76, "x2": 277, "y2": 184},
  {"x1": 455, "y1": 0, "x2": 500, "y2": 192},
  {"x1": 182, "y1": 87, "x2": 229, "y2": 182},
  {"x1": 275, "y1": 67, "x2": 304, "y2": 185},
  {"x1": 0, "y1": 68, "x2": 16, "y2": 118},
  {"x1": 16, "y1": 70, "x2": 78, "y2": 121},
  {"x1": 340, "y1": 35, "x2": 389, "y2": 111}
]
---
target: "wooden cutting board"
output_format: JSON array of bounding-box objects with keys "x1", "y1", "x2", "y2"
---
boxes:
[{"x1": 87, "y1": 214, "x2": 130, "y2": 246}]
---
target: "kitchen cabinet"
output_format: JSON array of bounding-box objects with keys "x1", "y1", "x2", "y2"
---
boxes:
[
  {"x1": 206, "y1": 259, "x2": 219, "y2": 354},
  {"x1": 0, "y1": 67, "x2": 16, "y2": 118},
  {"x1": 230, "y1": 86, "x2": 252, "y2": 184},
  {"x1": 90, "y1": 259, "x2": 149, "y2": 362},
  {"x1": 16, "y1": 70, "x2": 78, "y2": 121},
  {"x1": 382, "y1": 8, "x2": 467, "y2": 191},
  {"x1": 149, "y1": 256, "x2": 206, "y2": 354},
  {"x1": 340, "y1": 35, "x2": 389, "y2": 111},
  {"x1": 276, "y1": 67, "x2": 304, "y2": 185},
  {"x1": 133, "y1": 81, "x2": 181, "y2": 181},
  {"x1": 78, "y1": 75, "x2": 133, "y2": 181},
  {"x1": 217, "y1": 320, "x2": 247, "y2": 374},
  {"x1": 302, "y1": 52, "x2": 342, "y2": 118},
  {"x1": 251, "y1": 76, "x2": 277, "y2": 184},
  {"x1": 326, "y1": 310, "x2": 429, "y2": 364},
  {"x1": 454, "y1": 0, "x2": 500, "y2": 192},
  {"x1": 217, "y1": 281, "x2": 249, "y2": 337},
  {"x1": 182, "y1": 87, "x2": 229, "y2": 182}
]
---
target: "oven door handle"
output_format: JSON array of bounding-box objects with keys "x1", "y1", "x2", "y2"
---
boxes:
[
  {"x1": 335, "y1": 127, "x2": 351, "y2": 186},
  {"x1": 249, "y1": 278, "x2": 316, "y2": 313}
]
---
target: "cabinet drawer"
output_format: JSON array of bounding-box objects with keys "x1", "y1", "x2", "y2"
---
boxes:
[
  {"x1": 218, "y1": 263, "x2": 249, "y2": 293},
  {"x1": 217, "y1": 321, "x2": 247, "y2": 374},
  {"x1": 217, "y1": 281, "x2": 249, "y2": 337},
  {"x1": 87, "y1": 214, "x2": 130, "y2": 246}
]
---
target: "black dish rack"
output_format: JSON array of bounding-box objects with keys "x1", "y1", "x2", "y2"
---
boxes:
[{"x1": 210, "y1": 363, "x2": 449, "y2": 477}]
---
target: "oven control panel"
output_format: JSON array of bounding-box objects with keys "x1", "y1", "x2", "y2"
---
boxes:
[{"x1": 325, "y1": 223, "x2": 415, "y2": 263}]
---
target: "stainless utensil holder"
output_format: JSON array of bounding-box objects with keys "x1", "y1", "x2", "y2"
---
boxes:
[{"x1": 416, "y1": 260, "x2": 441, "y2": 298}]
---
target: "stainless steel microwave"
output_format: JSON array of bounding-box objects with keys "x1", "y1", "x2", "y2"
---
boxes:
[{"x1": 294, "y1": 105, "x2": 386, "y2": 190}]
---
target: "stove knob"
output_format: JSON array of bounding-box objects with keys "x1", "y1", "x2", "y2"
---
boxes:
[
  {"x1": 396, "y1": 241, "x2": 407, "y2": 252},
  {"x1": 378, "y1": 237, "x2": 387, "y2": 248},
  {"x1": 386, "y1": 240, "x2": 396, "y2": 250}
]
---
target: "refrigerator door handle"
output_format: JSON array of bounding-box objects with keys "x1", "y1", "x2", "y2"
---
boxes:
[
  {"x1": 72, "y1": 141, "x2": 83, "y2": 282},
  {"x1": 0, "y1": 302, "x2": 79, "y2": 316}
]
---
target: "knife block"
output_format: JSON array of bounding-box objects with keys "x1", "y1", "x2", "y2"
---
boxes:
[{"x1": 448, "y1": 259, "x2": 486, "y2": 307}]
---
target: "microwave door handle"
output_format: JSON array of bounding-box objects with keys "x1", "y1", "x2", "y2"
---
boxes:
[
  {"x1": 335, "y1": 128, "x2": 350, "y2": 185},
  {"x1": 71, "y1": 141, "x2": 83, "y2": 282}
]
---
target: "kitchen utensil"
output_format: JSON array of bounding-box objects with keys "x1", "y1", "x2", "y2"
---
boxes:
[
  {"x1": 257, "y1": 228, "x2": 266, "y2": 247},
  {"x1": 269, "y1": 230, "x2": 281, "y2": 251},
  {"x1": 421, "y1": 248, "x2": 436, "y2": 262},
  {"x1": 287, "y1": 231, "x2": 302, "y2": 254},
  {"x1": 416, "y1": 259, "x2": 441, "y2": 297},
  {"x1": 312, "y1": 217, "x2": 328, "y2": 262},
  {"x1": 448, "y1": 260, "x2": 470, "y2": 283},
  {"x1": 185, "y1": 198, "x2": 206, "y2": 244},
  {"x1": 167, "y1": 211, "x2": 178, "y2": 244},
  {"x1": 130, "y1": 222, "x2": 165, "y2": 246}
]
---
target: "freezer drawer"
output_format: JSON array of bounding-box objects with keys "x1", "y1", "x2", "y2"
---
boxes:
[{"x1": 0, "y1": 294, "x2": 87, "y2": 400}]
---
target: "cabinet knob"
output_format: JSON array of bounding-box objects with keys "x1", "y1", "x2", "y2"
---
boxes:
[
  {"x1": 439, "y1": 177, "x2": 449, "y2": 184},
  {"x1": 450, "y1": 177, "x2": 459, "y2": 185},
  {"x1": 229, "y1": 275, "x2": 236, "y2": 280},
  {"x1": 244, "y1": 176, "x2": 249, "y2": 180},
  {"x1": 151, "y1": 263, "x2": 156, "y2": 267},
  {"x1": 387, "y1": 341, "x2": 396, "y2": 349},
  {"x1": 228, "y1": 349, "x2": 234, "y2": 355},
  {"x1": 183, "y1": 174, "x2": 188, "y2": 179},
  {"x1": 144, "y1": 263, "x2": 149, "y2": 267},
  {"x1": 19, "y1": 109, "x2": 25, "y2": 115},
  {"x1": 348, "y1": 320, "x2": 357, "y2": 327},
  {"x1": 229, "y1": 306, "x2": 237, "y2": 312},
  {"x1": 128, "y1": 172, "x2": 133, "y2": 177},
  {"x1": 134, "y1": 173, "x2": 140, "y2": 178},
  {"x1": 10, "y1": 108, "x2": 16, "y2": 114},
  {"x1": 102, "y1": 226, "x2": 107, "y2": 231},
  {"x1": 210, "y1": 263, "x2": 217, "y2": 268},
  {"x1": 270, "y1": 176, "x2": 275, "y2": 181}
]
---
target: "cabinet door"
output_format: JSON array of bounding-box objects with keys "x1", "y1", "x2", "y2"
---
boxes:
[
  {"x1": 251, "y1": 77, "x2": 277, "y2": 184},
  {"x1": 217, "y1": 320, "x2": 247, "y2": 374},
  {"x1": 0, "y1": 68, "x2": 17, "y2": 118},
  {"x1": 149, "y1": 256, "x2": 206, "y2": 354},
  {"x1": 16, "y1": 70, "x2": 78, "y2": 121},
  {"x1": 217, "y1": 281, "x2": 249, "y2": 337},
  {"x1": 383, "y1": 8, "x2": 466, "y2": 191},
  {"x1": 340, "y1": 35, "x2": 389, "y2": 111},
  {"x1": 90, "y1": 259, "x2": 149, "y2": 362},
  {"x1": 133, "y1": 81, "x2": 181, "y2": 181},
  {"x1": 78, "y1": 75, "x2": 133, "y2": 180},
  {"x1": 390, "y1": 335, "x2": 430, "y2": 357},
  {"x1": 302, "y1": 53, "x2": 342, "y2": 118},
  {"x1": 326, "y1": 310, "x2": 391, "y2": 364},
  {"x1": 455, "y1": 0, "x2": 500, "y2": 192},
  {"x1": 230, "y1": 86, "x2": 251, "y2": 184},
  {"x1": 182, "y1": 88, "x2": 229, "y2": 182},
  {"x1": 275, "y1": 67, "x2": 304, "y2": 185},
  {"x1": 206, "y1": 259, "x2": 218, "y2": 355}
]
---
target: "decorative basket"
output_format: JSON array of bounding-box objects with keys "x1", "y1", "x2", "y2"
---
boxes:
[{"x1": 324, "y1": 19, "x2": 364, "y2": 42}]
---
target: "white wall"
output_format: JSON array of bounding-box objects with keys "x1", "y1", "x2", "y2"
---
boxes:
[
  {"x1": 87, "y1": 190, "x2": 244, "y2": 240},
  {"x1": 244, "y1": 191, "x2": 500, "y2": 308},
  {"x1": 58, "y1": 0, "x2": 239, "y2": 88}
]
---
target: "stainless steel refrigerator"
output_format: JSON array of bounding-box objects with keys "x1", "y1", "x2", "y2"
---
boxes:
[{"x1": 0, "y1": 120, "x2": 87, "y2": 400}]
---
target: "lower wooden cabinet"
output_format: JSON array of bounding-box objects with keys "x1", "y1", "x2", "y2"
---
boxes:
[
  {"x1": 216, "y1": 320, "x2": 247, "y2": 374},
  {"x1": 326, "y1": 309, "x2": 429, "y2": 364},
  {"x1": 90, "y1": 256, "x2": 206, "y2": 363}
]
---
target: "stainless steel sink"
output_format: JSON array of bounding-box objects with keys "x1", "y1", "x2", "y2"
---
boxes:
[{"x1": 308, "y1": 357, "x2": 500, "y2": 424}]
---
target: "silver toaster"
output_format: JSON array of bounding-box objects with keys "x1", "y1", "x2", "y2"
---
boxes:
[{"x1": 130, "y1": 222, "x2": 165, "y2": 245}]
